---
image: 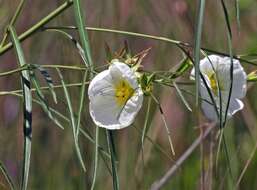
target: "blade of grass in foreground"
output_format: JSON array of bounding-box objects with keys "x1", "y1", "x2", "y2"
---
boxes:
[
  {"x1": 90, "y1": 126, "x2": 99, "y2": 190},
  {"x1": 173, "y1": 81, "x2": 192, "y2": 112},
  {"x1": 107, "y1": 130, "x2": 119, "y2": 190},
  {"x1": 193, "y1": 0, "x2": 205, "y2": 106},
  {"x1": 72, "y1": 0, "x2": 93, "y2": 74},
  {"x1": 0, "y1": 0, "x2": 25, "y2": 48},
  {"x1": 34, "y1": 65, "x2": 57, "y2": 104},
  {"x1": 141, "y1": 97, "x2": 152, "y2": 147},
  {"x1": 56, "y1": 68, "x2": 86, "y2": 172},
  {"x1": 218, "y1": 0, "x2": 234, "y2": 182},
  {"x1": 0, "y1": 161, "x2": 15, "y2": 190},
  {"x1": 72, "y1": 3, "x2": 95, "y2": 161},
  {"x1": 30, "y1": 74, "x2": 64, "y2": 129},
  {"x1": 150, "y1": 93, "x2": 175, "y2": 156},
  {"x1": 9, "y1": 26, "x2": 32, "y2": 190},
  {"x1": 235, "y1": 0, "x2": 240, "y2": 31}
]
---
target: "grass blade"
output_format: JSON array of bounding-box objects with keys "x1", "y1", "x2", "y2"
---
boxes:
[
  {"x1": 42, "y1": 29, "x2": 89, "y2": 68},
  {"x1": 150, "y1": 93, "x2": 175, "y2": 156},
  {"x1": 235, "y1": 0, "x2": 240, "y2": 31},
  {"x1": 9, "y1": 26, "x2": 32, "y2": 190},
  {"x1": 30, "y1": 73, "x2": 64, "y2": 129},
  {"x1": 72, "y1": 0, "x2": 93, "y2": 75},
  {"x1": 220, "y1": 0, "x2": 233, "y2": 127},
  {"x1": 0, "y1": 161, "x2": 15, "y2": 190},
  {"x1": 141, "y1": 97, "x2": 152, "y2": 147},
  {"x1": 33, "y1": 64, "x2": 57, "y2": 104},
  {"x1": 173, "y1": 81, "x2": 192, "y2": 112},
  {"x1": 56, "y1": 68, "x2": 86, "y2": 171},
  {"x1": 0, "y1": 0, "x2": 25, "y2": 48},
  {"x1": 194, "y1": 0, "x2": 206, "y2": 106},
  {"x1": 170, "y1": 57, "x2": 192, "y2": 79},
  {"x1": 106, "y1": 130, "x2": 119, "y2": 190},
  {"x1": 90, "y1": 126, "x2": 99, "y2": 190}
]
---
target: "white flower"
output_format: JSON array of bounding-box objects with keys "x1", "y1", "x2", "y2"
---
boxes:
[
  {"x1": 88, "y1": 60, "x2": 144, "y2": 129},
  {"x1": 191, "y1": 55, "x2": 247, "y2": 122}
]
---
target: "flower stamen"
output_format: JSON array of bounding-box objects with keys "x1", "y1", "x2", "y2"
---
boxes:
[{"x1": 115, "y1": 80, "x2": 134, "y2": 106}]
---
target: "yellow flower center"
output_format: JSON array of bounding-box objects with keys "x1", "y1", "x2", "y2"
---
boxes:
[
  {"x1": 209, "y1": 73, "x2": 218, "y2": 95},
  {"x1": 115, "y1": 80, "x2": 134, "y2": 106}
]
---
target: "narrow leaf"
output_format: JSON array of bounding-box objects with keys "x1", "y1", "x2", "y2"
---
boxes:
[
  {"x1": 73, "y1": 0, "x2": 94, "y2": 76},
  {"x1": 56, "y1": 68, "x2": 86, "y2": 171},
  {"x1": 9, "y1": 26, "x2": 32, "y2": 190},
  {"x1": 30, "y1": 73, "x2": 63, "y2": 129},
  {"x1": 170, "y1": 57, "x2": 192, "y2": 79},
  {"x1": 34, "y1": 64, "x2": 57, "y2": 104},
  {"x1": 0, "y1": 161, "x2": 15, "y2": 190},
  {"x1": 141, "y1": 97, "x2": 152, "y2": 146},
  {"x1": 106, "y1": 130, "x2": 119, "y2": 190},
  {"x1": 194, "y1": 0, "x2": 206, "y2": 106},
  {"x1": 90, "y1": 126, "x2": 99, "y2": 190},
  {"x1": 173, "y1": 81, "x2": 192, "y2": 112}
]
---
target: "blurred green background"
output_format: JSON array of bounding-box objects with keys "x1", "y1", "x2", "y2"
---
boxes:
[{"x1": 0, "y1": 0, "x2": 257, "y2": 189}]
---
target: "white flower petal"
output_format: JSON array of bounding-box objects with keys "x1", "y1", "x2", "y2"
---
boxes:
[
  {"x1": 89, "y1": 95, "x2": 123, "y2": 129},
  {"x1": 109, "y1": 61, "x2": 138, "y2": 89},
  {"x1": 214, "y1": 58, "x2": 247, "y2": 99},
  {"x1": 88, "y1": 61, "x2": 143, "y2": 129},
  {"x1": 195, "y1": 55, "x2": 247, "y2": 122},
  {"x1": 88, "y1": 70, "x2": 113, "y2": 99},
  {"x1": 119, "y1": 88, "x2": 144, "y2": 127},
  {"x1": 199, "y1": 55, "x2": 220, "y2": 75},
  {"x1": 229, "y1": 99, "x2": 244, "y2": 115}
]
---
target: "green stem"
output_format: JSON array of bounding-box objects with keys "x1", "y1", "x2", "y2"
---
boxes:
[
  {"x1": 0, "y1": 0, "x2": 26, "y2": 48},
  {"x1": 0, "y1": 1, "x2": 73, "y2": 56}
]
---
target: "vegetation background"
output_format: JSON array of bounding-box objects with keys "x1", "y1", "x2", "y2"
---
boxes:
[{"x1": 0, "y1": 0, "x2": 257, "y2": 189}]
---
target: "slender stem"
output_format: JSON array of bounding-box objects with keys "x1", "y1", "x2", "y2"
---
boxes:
[
  {"x1": 0, "y1": 1, "x2": 73, "y2": 56},
  {"x1": 1, "y1": 23, "x2": 256, "y2": 67},
  {"x1": 0, "y1": 0, "x2": 26, "y2": 48},
  {"x1": 43, "y1": 26, "x2": 257, "y2": 66},
  {"x1": 150, "y1": 123, "x2": 216, "y2": 190},
  {"x1": 0, "y1": 81, "x2": 90, "y2": 96},
  {"x1": 0, "y1": 65, "x2": 87, "y2": 77}
]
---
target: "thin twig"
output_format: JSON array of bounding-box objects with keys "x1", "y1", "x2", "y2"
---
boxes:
[
  {"x1": 150, "y1": 122, "x2": 217, "y2": 190},
  {"x1": 235, "y1": 140, "x2": 257, "y2": 189}
]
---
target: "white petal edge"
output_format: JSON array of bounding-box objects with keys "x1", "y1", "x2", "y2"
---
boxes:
[
  {"x1": 88, "y1": 61, "x2": 143, "y2": 130},
  {"x1": 109, "y1": 61, "x2": 138, "y2": 89}
]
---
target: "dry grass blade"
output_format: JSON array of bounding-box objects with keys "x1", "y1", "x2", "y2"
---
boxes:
[
  {"x1": 236, "y1": 141, "x2": 257, "y2": 188},
  {"x1": 0, "y1": 161, "x2": 15, "y2": 190},
  {"x1": 150, "y1": 123, "x2": 216, "y2": 190},
  {"x1": 150, "y1": 93, "x2": 175, "y2": 156}
]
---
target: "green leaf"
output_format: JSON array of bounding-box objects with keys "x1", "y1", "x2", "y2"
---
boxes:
[
  {"x1": 73, "y1": 0, "x2": 94, "y2": 76},
  {"x1": 150, "y1": 93, "x2": 175, "y2": 156},
  {"x1": 34, "y1": 65, "x2": 57, "y2": 104},
  {"x1": 173, "y1": 81, "x2": 192, "y2": 112},
  {"x1": 194, "y1": 0, "x2": 205, "y2": 106},
  {"x1": 9, "y1": 26, "x2": 32, "y2": 190},
  {"x1": 170, "y1": 57, "x2": 192, "y2": 79},
  {"x1": 141, "y1": 97, "x2": 152, "y2": 147},
  {"x1": 30, "y1": 73, "x2": 64, "y2": 129},
  {"x1": 235, "y1": 0, "x2": 240, "y2": 30},
  {"x1": 90, "y1": 126, "x2": 99, "y2": 190},
  {"x1": 56, "y1": 68, "x2": 86, "y2": 172},
  {"x1": 247, "y1": 70, "x2": 257, "y2": 81},
  {"x1": 106, "y1": 130, "x2": 119, "y2": 190}
]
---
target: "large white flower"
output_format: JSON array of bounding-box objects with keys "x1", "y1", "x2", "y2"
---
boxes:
[
  {"x1": 191, "y1": 55, "x2": 247, "y2": 122},
  {"x1": 88, "y1": 60, "x2": 144, "y2": 129}
]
